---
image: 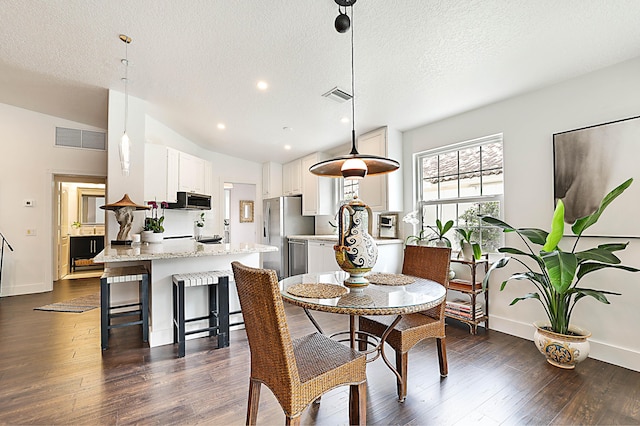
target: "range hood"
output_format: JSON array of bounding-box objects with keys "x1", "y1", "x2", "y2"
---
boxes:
[{"x1": 167, "y1": 192, "x2": 211, "y2": 210}]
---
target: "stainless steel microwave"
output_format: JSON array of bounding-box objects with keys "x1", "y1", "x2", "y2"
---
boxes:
[{"x1": 167, "y1": 192, "x2": 211, "y2": 210}]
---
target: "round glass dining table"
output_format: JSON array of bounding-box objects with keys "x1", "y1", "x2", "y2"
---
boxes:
[
  {"x1": 279, "y1": 271, "x2": 446, "y2": 390},
  {"x1": 280, "y1": 271, "x2": 446, "y2": 317}
]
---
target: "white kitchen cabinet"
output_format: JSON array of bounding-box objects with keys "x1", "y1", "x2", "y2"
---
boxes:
[
  {"x1": 307, "y1": 240, "x2": 338, "y2": 273},
  {"x1": 372, "y1": 241, "x2": 403, "y2": 273},
  {"x1": 144, "y1": 144, "x2": 171, "y2": 202},
  {"x1": 166, "y1": 147, "x2": 179, "y2": 200},
  {"x1": 178, "y1": 152, "x2": 206, "y2": 194},
  {"x1": 357, "y1": 127, "x2": 403, "y2": 212},
  {"x1": 144, "y1": 145, "x2": 211, "y2": 203},
  {"x1": 301, "y1": 153, "x2": 334, "y2": 216},
  {"x1": 262, "y1": 162, "x2": 283, "y2": 198},
  {"x1": 282, "y1": 159, "x2": 302, "y2": 196}
]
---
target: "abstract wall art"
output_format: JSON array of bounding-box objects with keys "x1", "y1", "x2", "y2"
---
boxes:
[{"x1": 553, "y1": 115, "x2": 640, "y2": 238}]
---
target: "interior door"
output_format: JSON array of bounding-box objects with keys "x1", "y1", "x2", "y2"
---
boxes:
[{"x1": 58, "y1": 185, "x2": 69, "y2": 278}]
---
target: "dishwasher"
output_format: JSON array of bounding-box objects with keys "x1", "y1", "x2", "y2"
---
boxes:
[{"x1": 287, "y1": 238, "x2": 308, "y2": 277}]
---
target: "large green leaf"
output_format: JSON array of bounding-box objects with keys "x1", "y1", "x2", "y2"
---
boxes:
[
  {"x1": 569, "y1": 287, "x2": 622, "y2": 304},
  {"x1": 439, "y1": 219, "x2": 454, "y2": 235},
  {"x1": 542, "y1": 251, "x2": 577, "y2": 294},
  {"x1": 543, "y1": 200, "x2": 565, "y2": 252},
  {"x1": 482, "y1": 256, "x2": 509, "y2": 289},
  {"x1": 481, "y1": 216, "x2": 515, "y2": 231},
  {"x1": 597, "y1": 242, "x2": 629, "y2": 252},
  {"x1": 571, "y1": 178, "x2": 633, "y2": 236},
  {"x1": 472, "y1": 243, "x2": 482, "y2": 260},
  {"x1": 510, "y1": 292, "x2": 541, "y2": 305},
  {"x1": 498, "y1": 247, "x2": 530, "y2": 256},
  {"x1": 576, "y1": 262, "x2": 640, "y2": 280},
  {"x1": 575, "y1": 248, "x2": 621, "y2": 264},
  {"x1": 517, "y1": 228, "x2": 549, "y2": 245}
]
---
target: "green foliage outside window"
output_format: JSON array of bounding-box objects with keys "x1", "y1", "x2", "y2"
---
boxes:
[{"x1": 458, "y1": 201, "x2": 501, "y2": 252}]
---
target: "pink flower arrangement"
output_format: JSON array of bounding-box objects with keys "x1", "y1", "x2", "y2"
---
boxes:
[{"x1": 145, "y1": 201, "x2": 168, "y2": 233}]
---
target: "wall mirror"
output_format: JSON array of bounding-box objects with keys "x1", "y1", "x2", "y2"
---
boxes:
[
  {"x1": 239, "y1": 200, "x2": 254, "y2": 223},
  {"x1": 78, "y1": 187, "x2": 106, "y2": 225}
]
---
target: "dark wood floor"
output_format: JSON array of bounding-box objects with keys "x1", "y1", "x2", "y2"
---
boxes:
[{"x1": 0, "y1": 277, "x2": 638, "y2": 425}]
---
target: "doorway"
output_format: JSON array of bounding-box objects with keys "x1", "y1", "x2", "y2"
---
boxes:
[
  {"x1": 223, "y1": 182, "x2": 257, "y2": 244},
  {"x1": 53, "y1": 175, "x2": 106, "y2": 280}
]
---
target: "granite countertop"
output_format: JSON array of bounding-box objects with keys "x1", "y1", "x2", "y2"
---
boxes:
[
  {"x1": 93, "y1": 239, "x2": 278, "y2": 263},
  {"x1": 287, "y1": 234, "x2": 403, "y2": 245}
]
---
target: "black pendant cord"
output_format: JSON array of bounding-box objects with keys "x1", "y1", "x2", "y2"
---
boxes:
[{"x1": 349, "y1": 5, "x2": 358, "y2": 155}]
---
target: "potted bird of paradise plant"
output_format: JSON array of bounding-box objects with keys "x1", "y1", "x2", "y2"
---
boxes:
[{"x1": 481, "y1": 178, "x2": 638, "y2": 368}]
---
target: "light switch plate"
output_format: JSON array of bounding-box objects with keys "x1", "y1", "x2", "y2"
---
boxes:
[
  {"x1": 26, "y1": 228, "x2": 37, "y2": 236},
  {"x1": 24, "y1": 199, "x2": 35, "y2": 207}
]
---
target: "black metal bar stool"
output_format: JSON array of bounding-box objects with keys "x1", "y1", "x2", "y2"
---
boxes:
[
  {"x1": 100, "y1": 265, "x2": 149, "y2": 350},
  {"x1": 172, "y1": 270, "x2": 231, "y2": 357}
]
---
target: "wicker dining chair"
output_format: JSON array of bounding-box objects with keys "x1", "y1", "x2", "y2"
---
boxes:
[
  {"x1": 231, "y1": 261, "x2": 367, "y2": 426},
  {"x1": 358, "y1": 245, "x2": 451, "y2": 402}
]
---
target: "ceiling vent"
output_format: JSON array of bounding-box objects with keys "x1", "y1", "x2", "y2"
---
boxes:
[
  {"x1": 322, "y1": 86, "x2": 352, "y2": 103},
  {"x1": 55, "y1": 127, "x2": 106, "y2": 150}
]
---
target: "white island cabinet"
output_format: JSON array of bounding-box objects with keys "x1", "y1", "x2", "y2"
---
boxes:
[
  {"x1": 292, "y1": 235, "x2": 404, "y2": 274},
  {"x1": 94, "y1": 240, "x2": 277, "y2": 348}
]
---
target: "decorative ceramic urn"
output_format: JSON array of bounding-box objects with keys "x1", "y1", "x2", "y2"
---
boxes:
[{"x1": 334, "y1": 197, "x2": 378, "y2": 291}]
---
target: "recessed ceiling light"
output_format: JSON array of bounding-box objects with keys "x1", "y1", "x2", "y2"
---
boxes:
[
  {"x1": 340, "y1": 117, "x2": 350, "y2": 123},
  {"x1": 217, "y1": 123, "x2": 226, "y2": 130},
  {"x1": 257, "y1": 81, "x2": 268, "y2": 90},
  {"x1": 284, "y1": 145, "x2": 292, "y2": 150}
]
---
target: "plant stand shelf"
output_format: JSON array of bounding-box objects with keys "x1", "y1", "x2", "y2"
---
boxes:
[{"x1": 447, "y1": 256, "x2": 489, "y2": 334}]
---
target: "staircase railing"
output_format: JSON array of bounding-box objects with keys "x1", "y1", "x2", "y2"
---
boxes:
[{"x1": 0, "y1": 232, "x2": 14, "y2": 296}]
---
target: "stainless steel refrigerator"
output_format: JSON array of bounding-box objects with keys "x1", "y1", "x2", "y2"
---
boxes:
[{"x1": 262, "y1": 196, "x2": 314, "y2": 279}]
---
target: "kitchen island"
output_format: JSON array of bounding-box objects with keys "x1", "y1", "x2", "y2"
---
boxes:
[
  {"x1": 287, "y1": 234, "x2": 404, "y2": 275},
  {"x1": 94, "y1": 239, "x2": 277, "y2": 348}
]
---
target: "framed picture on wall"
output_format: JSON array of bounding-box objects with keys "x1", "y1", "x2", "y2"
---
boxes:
[
  {"x1": 553, "y1": 115, "x2": 640, "y2": 238},
  {"x1": 239, "y1": 200, "x2": 254, "y2": 223}
]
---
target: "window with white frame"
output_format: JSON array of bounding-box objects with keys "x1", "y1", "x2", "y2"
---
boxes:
[
  {"x1": 415, "y1": 134, "x2": 504, "y2": 253},
  {"x1": 342, "y1": 179, "x2": 359, "y2": 201}
]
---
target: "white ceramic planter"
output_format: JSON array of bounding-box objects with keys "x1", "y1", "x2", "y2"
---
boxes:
[
  {"x1": 141, "y1": 230, "x2": 164, "y2": 244},
  {"x1": 460, "y1": 242, "x2": 474, "y2": 261},
  {"x1": 533, "y1": 321, "x2": 591, "y2": 369}
]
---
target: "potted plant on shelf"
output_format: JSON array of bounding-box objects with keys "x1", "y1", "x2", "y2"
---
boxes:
[
  {"x1": 481, "y1": 178, "x2": 638, "y2": 369},
  {"x1": 142, "y1": 201, "x2": 168, "y2": 243},
  {"x1": 194, "y1": 212, "x2": 205, "y2": 240},
  {"x1": 406, "y1": 219, "x2": 455, "y2": 247},
  {"x1": 455, "y1": 228, "x2": 482, "y2": 261}
]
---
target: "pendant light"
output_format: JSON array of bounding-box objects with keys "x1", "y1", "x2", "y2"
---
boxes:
[
  {"x1": 119, "y1": 34, "x2": 132, "y2": 176},
  {"x1": 309, "y1": 0, "x2": 399, "y2": 180}
]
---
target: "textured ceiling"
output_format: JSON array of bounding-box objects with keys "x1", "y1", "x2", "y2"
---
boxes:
[{"x1": 2, "y1": 1, "x2": 640, "y2": 163}]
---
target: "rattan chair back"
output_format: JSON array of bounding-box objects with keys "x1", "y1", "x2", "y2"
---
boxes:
[
  {"x1": 231, "y1": 261, "x2": 367, "y2": 425},
  {"x1": 402, "y1": 245, "x2": 452, "y2": 287},
  {"x1": 231, "y1": 262, "x2": 299, "y2": 397},
  {"x1": 358, "y1": 245, "x2": 452, "y2": 401},
  {"x1": 402, "y1": 245, "x2": 451, "y2": 320}
]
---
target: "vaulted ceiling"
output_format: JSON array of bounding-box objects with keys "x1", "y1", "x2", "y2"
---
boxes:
[{"x1": 2, "y1": 1, "x2": 640, "y2": 163}]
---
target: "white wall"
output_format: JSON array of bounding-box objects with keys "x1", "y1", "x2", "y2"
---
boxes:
[
  {"x1": 0, "y1": 102, "x2": 106, "y2": 296},
  {"x1": 402, "y1": 56, "x2": 640, "y2": 371},
  {"x1": 228, "y1": 183, "x2": 257, "y2": 244}
]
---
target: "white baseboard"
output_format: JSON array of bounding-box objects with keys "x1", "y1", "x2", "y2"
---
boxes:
[
  {"x1": 1, "y1": 282, "x2": 49, "y2": 297},
  {"x1": 489, "y1": 315, "x2": 640, "y2": 372}
]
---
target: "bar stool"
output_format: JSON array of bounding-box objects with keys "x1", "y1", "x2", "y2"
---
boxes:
[
  {"x1": 100, "y1": 265, "x2": 149, "y2": 350},
  {"x1": 172, "y1": 270, "x2": 231, "y2": 357}
]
